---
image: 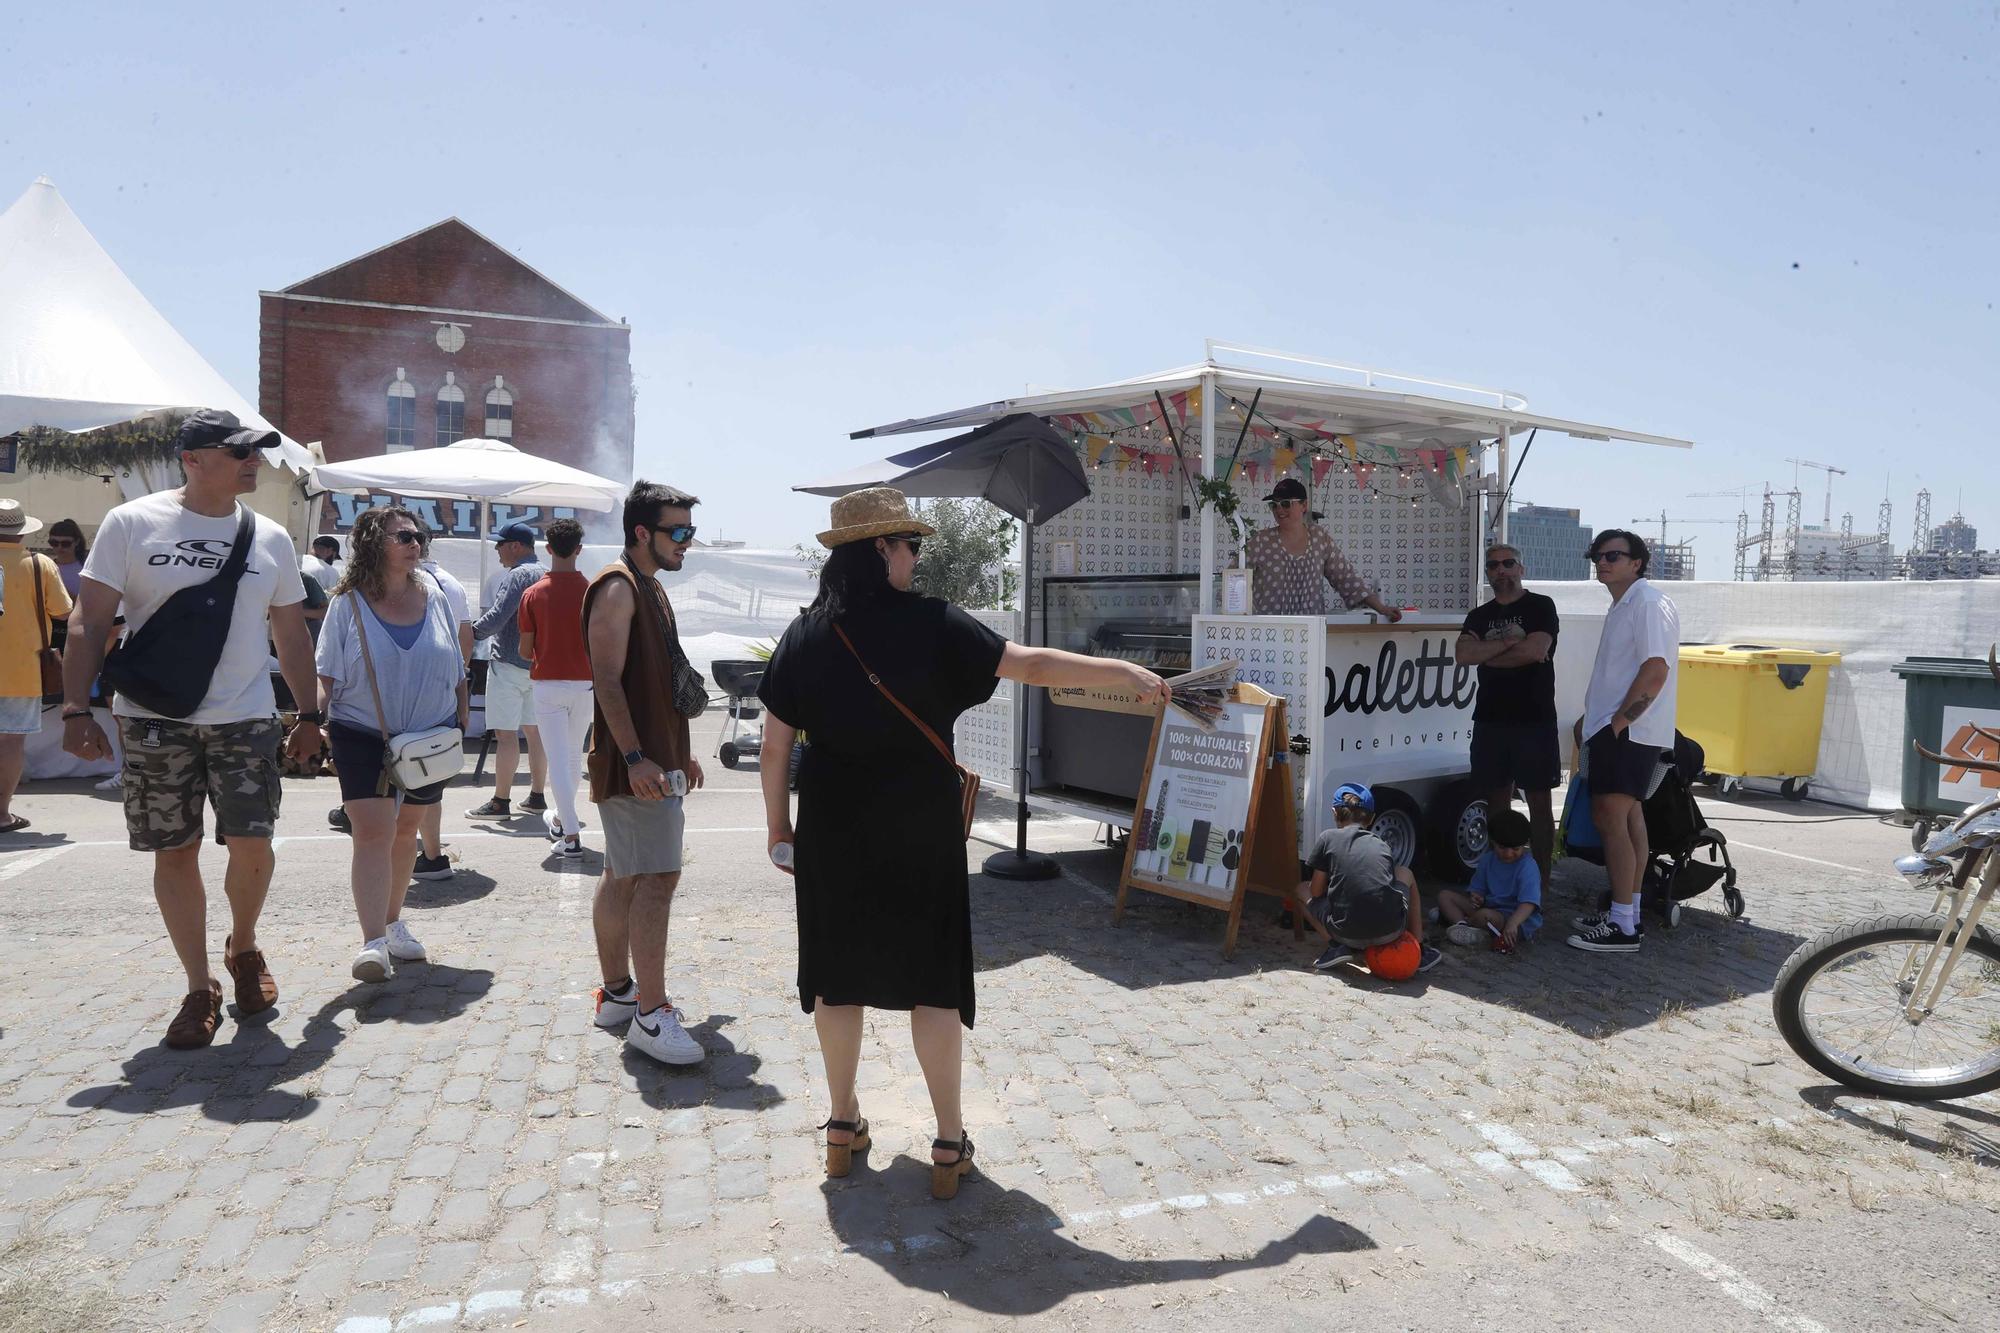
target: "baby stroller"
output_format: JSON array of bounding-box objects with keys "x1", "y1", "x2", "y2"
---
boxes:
[
  {"x1": 710, "y1": 659, "x2": 768, "y2": 770},
  {"x1": 1560, "y1": 731, "x2": 1744, "y2": 927}
]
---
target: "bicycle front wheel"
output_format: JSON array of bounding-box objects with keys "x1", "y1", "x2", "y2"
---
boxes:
[{"x1": 1773, "y1": 912, "x2": 2000, "y2": 1100}]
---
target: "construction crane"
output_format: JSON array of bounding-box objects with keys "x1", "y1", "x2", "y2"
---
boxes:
[
  {"x1": 1786, "y1": 457, "x2": 1847, "y2": 527},
  {"x1": 1634, "y1": 511, "x2": 1740, "y2": 546}
]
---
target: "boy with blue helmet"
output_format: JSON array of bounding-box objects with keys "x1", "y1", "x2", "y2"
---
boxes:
[{"x1": 1295, "y1": 783, "x2": 1440, "y2": 975}]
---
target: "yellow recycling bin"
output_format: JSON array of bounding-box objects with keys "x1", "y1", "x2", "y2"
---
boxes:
[{"x1": 1677, "y1": 644, "x2": 1841, "y2": 799}]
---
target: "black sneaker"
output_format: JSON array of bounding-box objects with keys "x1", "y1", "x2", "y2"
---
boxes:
[
  {"x1": 522, "y1": 792, "x2": 548, "y2": 814},
  {"x1": 327, "y1": 807, "x2": 350, "y2": 834},
  {"x1": 466, "y1": 797, "x2": 512, "y2": 819},
  {"x1": 1313, "y1": 942, "x2": 1357, "y2": 971},
  {"x1": 1567, "y1": 919, "x2": 1642, "y2": 952},
  {"x1": 1415, "y1": 945, "x2": 1443, "y2": 973},
  {"x1": 411, "y1": 853, "x2": 454, "y2": 881},
  {"x1": 1571, "y1": 911, "x2": 1645, "y2": 937}
]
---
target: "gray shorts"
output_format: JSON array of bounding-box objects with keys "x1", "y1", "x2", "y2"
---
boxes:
[{"x1": 597, "y1": 794, "x2": 684, "y2": 877}]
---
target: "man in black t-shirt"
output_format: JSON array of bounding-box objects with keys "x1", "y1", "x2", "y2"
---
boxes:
[{"x1": 1455, "y1": 543, "x2": 1560, "y2": 879}]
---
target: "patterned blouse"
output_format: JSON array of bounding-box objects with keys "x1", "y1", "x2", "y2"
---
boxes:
[{"x1": 1244, "y1": 525, "x2": 1375, "y2": 615}]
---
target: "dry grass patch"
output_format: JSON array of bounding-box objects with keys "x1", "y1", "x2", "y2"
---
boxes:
[{"x1": 0, "y1": 1234, "x2": 116, "y2": 1333}]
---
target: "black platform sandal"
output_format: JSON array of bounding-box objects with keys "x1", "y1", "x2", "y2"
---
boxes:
[
  {"x1": 821, "y1": 1116, "x2": 870, "y2": 1178},
  {"x1": 930, "y1": 1133, "x2": 974, "y2": 1200}
]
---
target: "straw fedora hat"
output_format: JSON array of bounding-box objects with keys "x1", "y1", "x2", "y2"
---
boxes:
[
  {"x1": 816, "y1": 486, "x2": 938, "y2": 549},
  {"x1": 0, "y1": 499, "x2": 44, "y2": 539}
]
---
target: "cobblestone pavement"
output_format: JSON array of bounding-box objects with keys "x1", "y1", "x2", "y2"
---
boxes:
[{"x1": 2, "y1": 715, "x2": 1997, "y2": 1331}]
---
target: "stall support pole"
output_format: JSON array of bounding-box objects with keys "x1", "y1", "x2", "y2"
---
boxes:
[
  {"x1": 477, "y1": 499, "x2": 492, "y2": 598},
  {"x1": 1495, "y1": 426, "x2": 1511, "y2": 545},
  {"x1": 1198, "y1": 369, "x2": 1218, "y2": 613},
  {"x1": 984, "y1": 447, "x2": 1059, "y2": 881}
]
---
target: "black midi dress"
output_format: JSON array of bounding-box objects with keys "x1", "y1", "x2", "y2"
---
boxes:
[{"x1": 757, "y1": 594, "x2": 1006, "y2": 1028}]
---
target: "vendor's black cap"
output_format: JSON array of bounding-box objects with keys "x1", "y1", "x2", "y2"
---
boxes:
[
  {"x1": 176, "y1": 408, "x2": 278, "y2": 452},
  {"x1": 1263, "y1": 476, "x2": 1308, "y2": 504}
]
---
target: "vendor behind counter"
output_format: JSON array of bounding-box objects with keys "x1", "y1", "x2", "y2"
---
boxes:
[{"x1": 1243, "y1": 477, "x2": 1403, "y2": 622}]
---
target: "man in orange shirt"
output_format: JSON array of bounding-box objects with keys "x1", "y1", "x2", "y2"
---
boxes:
[
  {"x1": 0, "y1": 500, "x2": 72, "y2": 832},
  {"x1": 517, "y1": 517, "x2": 593, "y2": 857}
]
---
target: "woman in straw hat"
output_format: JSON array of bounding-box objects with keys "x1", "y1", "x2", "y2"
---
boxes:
[{"x1": 758, "y1": 487, "x2": 1170, "y2": 1199}]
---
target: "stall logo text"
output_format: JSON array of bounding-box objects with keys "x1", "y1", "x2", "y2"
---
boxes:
[{"x1": 1324, "y1": 636, "x2": 1476, "y2": 718}]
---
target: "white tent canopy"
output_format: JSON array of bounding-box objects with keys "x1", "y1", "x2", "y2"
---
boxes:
[
  {"x1": 0, "y1": 177, "x2": 312, "y2": 470},
  {"x1": 310, "y1": 437, "x2": 625, "y2": 512}
]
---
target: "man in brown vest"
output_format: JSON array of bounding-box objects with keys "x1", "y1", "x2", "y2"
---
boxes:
[{"x1": 583, "y1": 481, "x2": 707, "y2": 1066}]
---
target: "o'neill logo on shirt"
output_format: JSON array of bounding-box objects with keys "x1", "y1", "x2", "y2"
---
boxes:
[
  {"x1": 148, "y1": 539, "x2": 253, "y2": 572},
  {"x1": 1320, "y1": 634, "x2": 1477, "y2": 759}
]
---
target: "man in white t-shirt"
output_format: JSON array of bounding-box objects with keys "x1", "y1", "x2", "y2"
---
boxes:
[
  {"x1": 1568, "y1": 529, "x2": 1680, "y2": 954},
  {"x1": 61, "y1": 409, "x2": 324, "y2": 1050},
  {"x1": 300, "y1": 535, "x2": 343, "y2": 592}
]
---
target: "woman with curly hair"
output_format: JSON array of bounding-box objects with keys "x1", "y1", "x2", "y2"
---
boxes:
[{"x1": 316, "y1": 506, "x2": 468, "y2": 981}]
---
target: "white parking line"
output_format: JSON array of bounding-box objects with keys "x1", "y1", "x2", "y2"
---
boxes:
[
  {"x1": 1724, "y1": 839, "x2": 1876, "y2": 877},
  {"x1": 1650, "y1": 1234, "x2": 1832, "y2": 1333},
  {"x1": 0, "y1": 843, "x2": 76, "y2": 882}
]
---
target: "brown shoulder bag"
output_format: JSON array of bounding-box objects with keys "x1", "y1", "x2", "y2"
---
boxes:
[
  {"x1": 833, "y1": 622, "x2": 979, "y2": 839},
  {"x1": 31, "y1": 555, "x2": 63, "y2": 702}
]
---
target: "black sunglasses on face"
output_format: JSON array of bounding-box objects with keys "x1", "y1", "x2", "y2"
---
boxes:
[
  {"x1": 1485, "y1": 557, "x2": 1519, "y2": 570},
  {"x1": 47, "y1": 538, "x2": 74, "y2": 548},
  {"x1": 889, "y1": 533, "x2": 923, "y2": 555},
  {"x1": 191, "y1": 442, "x2": 261, "y2": 461},
  {"x1": 1590, "y1": 550, "x2": 1633, "y2": 564},
  {"x1": 387, "y1": 530, "x2": 421, "y2": 546},
  {"x1": 653, "y1": 524, "x2": 697, "y2": 544}
]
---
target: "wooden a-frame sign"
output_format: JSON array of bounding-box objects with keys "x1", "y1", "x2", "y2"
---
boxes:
[{"x1": 1113, "y1": 681, "x2": 1298, "y2": 957}]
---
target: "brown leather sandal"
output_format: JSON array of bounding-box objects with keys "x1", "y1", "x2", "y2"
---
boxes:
[
  {"x1": 821, "y1": 1117, "x2": 870, "y2": 1178},
  {"x1": 165, "y1": 980, "x2": 224, "y2": 1049},
  {"x1": 930, "y1": 1133, "x2": 974, "y2": 1200},
  {"x1": 223, "y1": 935, "x2": 278, "y2": 1016}
]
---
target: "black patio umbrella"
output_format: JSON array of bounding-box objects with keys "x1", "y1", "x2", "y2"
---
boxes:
[{"x1": 800, "y1": 411, "x2": 1092, "y2": 880}]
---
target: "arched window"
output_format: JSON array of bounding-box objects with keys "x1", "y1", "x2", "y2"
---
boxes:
[
  {"x1": 484, "y1": 375, "x2": 514, "y2": 440},
  {"x1": 435, "y1": 372, "x2": 466, "y2": 446},
  {"x1": 385, "y1": 368, "x2": 417, "y2": 451}
]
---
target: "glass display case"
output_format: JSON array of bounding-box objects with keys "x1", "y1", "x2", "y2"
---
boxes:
[{"x1": 1037, "y1": 575, "x2": 1199, "y2": 807}]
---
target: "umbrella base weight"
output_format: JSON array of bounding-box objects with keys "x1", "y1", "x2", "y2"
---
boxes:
[{"x1": 982, "y1": 849, "x2": 1061, "y2": 881}]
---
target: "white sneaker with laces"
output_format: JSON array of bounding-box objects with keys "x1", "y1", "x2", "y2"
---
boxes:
[
  {"x1": 385, "y1": 920, "x2": 427, "y2": 962},
  {"x1": 352, "y1": 940, "x2": 394, "y2": 983},
  {"x1": 557, "y1": 834, "x2": 583, "y2": 859},
  {"x1": 96, "y1": 774, "x2": 123, "y2": 792},
  {"x1": 625, "y1": 1003, "x2": 704, "y2": 1066},
  {"x1": 593, "y1": 981, "x2": 638, "y2": 1029},
  {"x1": 1446, "y1": 921, "x2": 1484, "y2": 947}
]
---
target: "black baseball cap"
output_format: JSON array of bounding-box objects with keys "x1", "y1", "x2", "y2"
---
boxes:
[
  {"x1": 494, "y1": 521, "x2": 538, "y2": 546},
  {"x1": 175, "y1": 408, "x2": 278, "y2": 452},
  {"x1": 1263, "y1": 477, "x2": 1308, "y2": 504}
]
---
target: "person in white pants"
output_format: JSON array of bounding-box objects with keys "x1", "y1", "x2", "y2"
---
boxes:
[{"x1": 516, "y1": 518, "x2": 594, "y2": 857}]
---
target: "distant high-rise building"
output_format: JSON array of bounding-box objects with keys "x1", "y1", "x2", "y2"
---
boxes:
[
  {"x1": 1791, "y1": 525, "x2": 1895, "y2": 581},
  {"x1": 1931, "y1": 515, "x2": 1979, "y2": 555},
  {"x1": 1654, "y1": 542, "x2": 1695, "y2": 581},
  {"x1": 1506, "y1": 503, "x2": 1592, "y2": 581}
]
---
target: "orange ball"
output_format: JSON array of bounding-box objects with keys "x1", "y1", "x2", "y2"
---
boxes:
[{"x1": 1365, "y1": 931, "x2": 1422, "y2": 981}]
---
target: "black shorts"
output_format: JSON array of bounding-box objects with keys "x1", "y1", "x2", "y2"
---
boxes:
[
  {"x1": 328, "y1": 721, "x2": 448, "y2": 806},
  {"x1": 1308, "y1": 882, "x2": 1408, "y2": 948},
  {"x1": 1585, "y1": 725, "x2": 1668, "y2": 800},
  {"x1": 1469, "y1": 721, "x2": 1562, "y2": 792}
]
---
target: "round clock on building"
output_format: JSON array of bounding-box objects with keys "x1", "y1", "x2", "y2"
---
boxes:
[{"x1": 434, "y1": 323, "x2": 466, "y2": 354}]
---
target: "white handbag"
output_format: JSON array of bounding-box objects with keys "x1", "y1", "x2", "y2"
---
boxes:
[{"x1": 350, "y1": 591, "x2": 466, "y2": 792}]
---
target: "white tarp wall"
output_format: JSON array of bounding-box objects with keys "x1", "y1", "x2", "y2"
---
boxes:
[{"x1": 1540, "y1": 578, "x2": 2000, "y2": 811}]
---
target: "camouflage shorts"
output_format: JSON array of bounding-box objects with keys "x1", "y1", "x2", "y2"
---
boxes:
[{"x1": 118, "y1": 717, "x2": 283, "y2": 852}]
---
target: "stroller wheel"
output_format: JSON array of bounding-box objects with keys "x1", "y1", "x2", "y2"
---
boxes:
[
  {"x1": 1665, "y1": 900, "x2": 1682, "y2": 930},
  {"x1": 1723, "y1": 886, "x2": 1745, "y2": 919},
  {"x1": 720, "y1": 742, "x2": 740, "y2": 770}
]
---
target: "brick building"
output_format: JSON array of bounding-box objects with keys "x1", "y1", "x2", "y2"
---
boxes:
[{"x1": 259, "y1": 218, "x2": 633, "y2": 538}]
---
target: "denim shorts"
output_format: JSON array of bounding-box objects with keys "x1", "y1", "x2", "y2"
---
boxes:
[{"x1": 0, "y1": 696, "x2": 43, "y2": 735}]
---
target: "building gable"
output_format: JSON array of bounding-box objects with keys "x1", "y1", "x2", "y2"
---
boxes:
[{"x1": 281, "y1": 218, "x2": 614, "y2": 325}]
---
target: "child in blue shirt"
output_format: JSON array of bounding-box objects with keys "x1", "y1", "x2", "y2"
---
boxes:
[{"x1": 1437, "y1": 808, "x2": 1543, "y2": 949}]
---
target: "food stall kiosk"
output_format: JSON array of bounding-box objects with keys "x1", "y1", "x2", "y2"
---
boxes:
[{"x1": 845, "y1": 341, "x2": 1692, "y2": 875}]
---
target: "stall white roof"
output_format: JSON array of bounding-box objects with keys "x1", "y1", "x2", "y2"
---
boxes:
[
  {"x1": 852, "y1": 342, "x2": 1693, "y2": 453},
  {"x1": 0, "y1": 176, "x2": 312, "y2": 469},
  {"x1": 310, "y1": 437, "x2": 624, "y2": 512}
]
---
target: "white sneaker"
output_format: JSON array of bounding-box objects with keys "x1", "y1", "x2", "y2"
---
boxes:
[
  {"x1": 385, "y1": 920, "x2": 427, "y2": 962},
  {"x1": 1446, "y1": 921, "x2": 1485, "y2": 947},
  {"x1": 352, "y1": 940, "x2": 394, "y2": 983},
  {"x1": 625, "y1": 1004, "x2": 704, "y2": 1066},
  {"x1": 96, "y1": 773, "x2": 123, "y2": 792},
  {"x1": 557, "y1": 834, "x2": 583, "y2": 859},
  {"x1": 593, "y1": 981, "x2": 638, "y2": 1029}
]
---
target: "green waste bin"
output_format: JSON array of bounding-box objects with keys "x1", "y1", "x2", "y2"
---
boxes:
[{"x1": 1892, "y1": 656, "x2": 2000, "y2": 847}]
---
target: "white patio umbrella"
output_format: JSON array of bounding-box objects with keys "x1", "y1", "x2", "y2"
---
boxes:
[{"x1": 310, "y1": 437, "x2": 625, "y2": 589}]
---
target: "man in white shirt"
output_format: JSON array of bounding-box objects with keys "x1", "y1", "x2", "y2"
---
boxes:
[
  {"x1": 1568, "y1": 529, "x2": 1679, "y2": 954},
  {"x1": 60, "y1": 409, "x2": 323, "y2": 1048},
  {"x1": 300, "y1": 535, "x2": 343, "y2": 592}
]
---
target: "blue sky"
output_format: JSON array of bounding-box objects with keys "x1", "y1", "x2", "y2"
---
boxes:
[{"x1": 6, "y1": 1, "x2": 1995, "y2": 556}]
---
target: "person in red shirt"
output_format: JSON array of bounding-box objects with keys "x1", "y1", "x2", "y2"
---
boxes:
[{"x1": 517, "y1": 518, "x2": 594, "y2": 857}]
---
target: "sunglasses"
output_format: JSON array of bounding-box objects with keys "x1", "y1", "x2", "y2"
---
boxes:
[
  {"x1": 888, "y1": 533, "x2": 924, "y2": 555},
  {"x1": 190, "y1": 442, "x2": 262, "y2": 461},
  {"x1": 1485, "y1": 557, "x2": 1519, "y2": 570},
  {"x1": 1590, "y1": 550, "x2": 1634, "y2": 564},
  {"x1": 46, "y1": 538, "x2": 75, "y2": 548},
  {"x1": 1270, "y1": 499, "x2": 1303, "y2": 510},
  {"x1": 387, "y1": 530, "x2": 421, "y2": 546},
  {"x1": 654, "y1": 523, "x2": 697, "y2": 544}
]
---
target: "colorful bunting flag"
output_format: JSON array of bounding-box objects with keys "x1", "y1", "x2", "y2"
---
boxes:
[{"x1": 1312, "y1": 456, "x2": 1334, "y2": 485}]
